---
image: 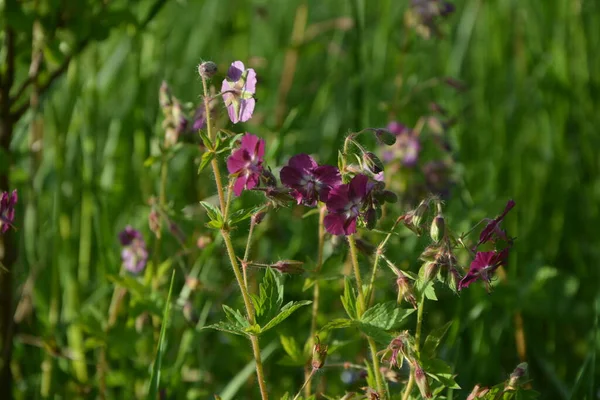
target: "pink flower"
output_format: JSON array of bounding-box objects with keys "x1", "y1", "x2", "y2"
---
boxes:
[
  {"x1": 324, "y1": 174, "x2": 374, "y2": 235},
  {"x1": 227, "y1": 134, "x2": 265, "y2": 196},
  {"x1": 280, "y1": 154, "x2": 341, "y2": 206},
  {"x1": 477, "y1": 199, "x2": 515, "y2": 246},
  {"x1": 458, "y1": 249, "x2": 509, "y2": 291},
  {"x1": 0, "y1": 190, "x2": 17, "y2": 233},
  {"x1": 221, "y1": 61, "x2": 256, "y2": 124}
]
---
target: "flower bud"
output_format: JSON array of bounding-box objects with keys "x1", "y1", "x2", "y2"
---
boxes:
[
  {"x1": 506, "y1": 363, "x2": 528, "y2": 390},
  {"x1": 311, "y1": 338, "x2": 328, "y2": 370},
  {"x1": 414, "y1": 363, "x2": 432, "y2": 399},
  {"x1": 364, "y1": 207, "x2": 378, "y2": 230},
  {"x1": 419, "y1": 245, "x2": 439, "y2": 262},
  {"x1": 362, "y1": 151, "x2": 384, "y2": 174},
  {"x1": 422, "y1": 261, "x2": 439, "y2": 284},
  {"x1": 430, "y1": 214, "x2": 445, "y2": 243},
  {"x1": 447, "y1": 267, "x2": 461, "y2": 293},
  {"x1": 396, "y1": 275, "x2": 417, "y2": 309},
  {"x1": 251, "y1": 210, "x2": 267, "y2": 225},
  {"x1": 159, "y1": 81, "x2": 172, "y2": 110},
  {"x1": 374, "y1": 128, "x2": 397, "y2": 145},
  {"x1": 466, "y1": 384, "x2": 490, "y2": 400},
  {"x1": 271, "y1": 260, "x2": 304, "y2": 274},
  {"x1": 411, "y1": 200, "x2": 429, "y2": 228},
  {"x1": 198, "y1": 61, "x2": 218, "y2": 79}
]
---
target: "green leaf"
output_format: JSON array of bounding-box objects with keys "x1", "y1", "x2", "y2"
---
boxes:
[
  {"x1": 222, "y1": 305, "x2": 250, "y2": 329},
  {"x1": 198, "y1": 151, "x2": 215, "y2": 173},
  {"x1": 422, "y1": 358, "x2": 460, "y2": 389},
  {"x1": 356, "y1": 323, "x2": 395, "y2": 345},
  {"x1": 319, "y1": 318, "x2": 355, "y2": 332},
  {"x1": 198, "y1": 130, "x2": 213, "y2": 150},
  {"x1": 202, "y1": 321, "x2": 248, "y2": 337},
  {"x1": 147, "y1": 270, "x2": 175, "y2": 398},
  {"x1": 228, "y1": 205, "x2": 265, "y2": 226},
  {"x1": 279, "y1": 335, "x2": 303, "y2": 364},
  {"x1": 422, "y1": 321, "x2": 452, "y2": 359},
  {"x1": 360, "y1": 302, "x2": 415, "y2": 330},
  {"x1": 251, "y1": 268, "x2": 284, "y2": 326},
  {"x1": 341, "y1": 277, "x2": 358, "y2": 320},
  {"x1": 199, "y1": 200, "x2": 223, "y2": 229},
  {"x1": 260, "y1": 301, "x2": 312, "y2": 333}
]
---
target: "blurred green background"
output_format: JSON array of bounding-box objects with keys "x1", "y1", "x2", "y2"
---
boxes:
[{"x1": 1, "y1": 0, "x2": 599, "y2": 398}]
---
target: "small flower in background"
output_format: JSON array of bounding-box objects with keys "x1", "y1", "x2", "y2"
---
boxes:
[
  {"x1": 0, "y1": 189, "x2": 17, "y2": 233},
  {"x1": 458, "y1": 249, "x2": 509, "y2": 291},
  {"x1": 324, "y1": 174, "x2": 374, "y2": 235},
  {"x1": 119, "y1": 226, "x2": 148, "y2": 274},
  {"x1": 227, "y1": 133, "x2": 265, "y2": 196},
  {"x1": 477, "y1": 199, "x2": 516, "y2": 246},
  {"x1": 382, "y1": 121, "x2": 421, "y2": 167},
  {"x1": 280, "y1": 154, "x2": 341, "y2": 206},
  {"x1": 422, "y1": 160, "x2": 453, "y2": 198},
  {"x1": 221, "y1": 61, "x2": 257, "y2": 124},
  {"x1": 407, "y1": 0, "x2": 455, "y2": 39}
]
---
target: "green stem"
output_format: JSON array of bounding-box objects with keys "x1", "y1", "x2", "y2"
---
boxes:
[
  {"x1": 242, "y1": 217, "x2": 256, "y2": 289},
  {"x1": 401, "y1": 297, "x2": 425, "y2": 400},
  {"x1": 304, "y1": 205, "x2": 326, "y2": 397},
  {"x1": 347, "y1": 235, "x2": 365, "y2": 312},
  {"x1": 366, "y1": 218, "x2": 401, "y2": 306},
  {"x1": 368, "y1": 336, "x2": 385, "y2": 398},
  {"x1": 201, "y1": 72, "x2": 268, "y2": 400},
  {"x1": 294, "y1": 368, "x2": 316, "y2": 400}
]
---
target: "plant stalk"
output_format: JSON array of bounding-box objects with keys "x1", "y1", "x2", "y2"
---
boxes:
[{"x1": 402, "y1": 296, "x2": 425, "y2": 400}]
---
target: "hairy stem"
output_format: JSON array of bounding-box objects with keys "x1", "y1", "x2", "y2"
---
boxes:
[
  {"x1": 242, "y1": 217, "x2": 256, "y2": 289},
  {"x1": 200, "y1": 73, "x2": 268, "y2": 399},
  {"x1": 402, "y1": 296, "x2": 425, "y2": 400},
  {"x1": 294, "y1": 368, "x2": 316, "y2": 400},
  {"x1": 368, "y1": 336, "x2": 385, "y2": 397},
  {"x1": 366, "y1": 217, "x2": 402, "y2": 305},
  {"x1": 304, "y1": 205, "x2": 326, "y2": 396},
  {"x1": 347, "y1": 235, "x2": 365, "y2": 312}
]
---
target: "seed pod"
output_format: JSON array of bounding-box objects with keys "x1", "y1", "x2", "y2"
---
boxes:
[
  {"x1": 374, "y1": 128, "x2": 397, "y2": 146},
  {"x1": 198, "y1": 61, "x2": 218, "y2": 79},
  {"x1": 430, "y1": 214, "x2": 445, "y2": 243}
]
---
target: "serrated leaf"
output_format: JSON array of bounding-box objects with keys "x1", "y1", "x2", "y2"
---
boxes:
[
  {"x1": 222, "y1": 305, "x2": 249, "y2": 329},
  {"x1": 422, "y1": 321, "x2": 452, "y2": 359},
  {"x1": 260, "y1": 300, "x2": 312, "y2": 333},
  {"x1": 319, "y1": 318, "x2": 355, "y2": 332},
  {"x1": 341, "y1": 277, "x2": 358, "y2": 320},
  {"x1": 198, "y1": 151, "x2": 215, "y2": 173},
  {"x1": 228, "y1": 205, "x2": 264, "y2": 226},
  {"x1": 280, "y1": 335, "x2": 303, "y2": 363},
  {"x1": 199, "y1": 130, "x2": 213, "y2": 150},
  {"x1": 356, "y1": 323, "x2": 395, "y2": 345},
  {"x1": 251, "y1": 268, "x2": 284, "y2": 326},
  {"x1": 360, "y1": 302, "x2": 415, "y2": 330},
  {"x1": 202, "y1": 322, "x2": 248, "y2": 337}
]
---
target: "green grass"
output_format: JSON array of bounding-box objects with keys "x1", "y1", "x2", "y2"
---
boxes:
[{"x1": 3, "y1": 0, "x2": 599, "y2": 398}]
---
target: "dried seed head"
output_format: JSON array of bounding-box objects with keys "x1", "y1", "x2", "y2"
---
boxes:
[
  {"x1": 397, "y1": 275, "x2": 417, "y2": 309},
  {"x1": 414, "y1": 362, "x2": 432, "y2": 399}
]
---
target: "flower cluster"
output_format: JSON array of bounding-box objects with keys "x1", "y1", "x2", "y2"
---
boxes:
[
  {"x1": 118, "y1": 226, "x2": 148, "y2": 274},
  {"x1": 0, "y1": 189, "x2": 17, "y2": 233},
  {"x1": 280, "y1": 154, "x2": 341, "y2": 206},
  {"x1": 459, "y1": 200, "x2": 516, "y2": 290}
]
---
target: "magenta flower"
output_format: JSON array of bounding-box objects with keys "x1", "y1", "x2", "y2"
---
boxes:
[
  {"x1": 280, "y1": 154, "x2": 341, "y2": 206},
  {"x1": 382, "y1": 121, "x2": 420, "y2": 166},
  {"x1": 324, "y1": 174, "x2": 373, "y2": 235},
  {"x1": 221, "y1": 61, "x2": 257, "y2": 124},
  {"x1": 458, "y1": 249, "x2": 509, "y2": 291},
  {"x1": 477, "y1": 199, "x2": 515, "y2": 246},
  {"x1": 119, "y1": 226, "x2": 148, "y2": 274},
  {"x1": 0, "y1": 189, "x2": 17, "y2": 233},
  {"x1": 227, "y1": 134, "x2": 265, "y2": 196}
]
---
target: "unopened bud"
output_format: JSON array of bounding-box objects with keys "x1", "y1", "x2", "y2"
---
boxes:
[
  {"x1": 198, "y1": 61, "x2": 218, "y2": 79},
  {"x1": 414, "y1": 363, "x2": 432, "y2": 399},
  {"x1": 397, "y1": 275, "x2": 417, "y2": 309},
  {"x1": 363, "y1": 151, "x2": 384, "y2": 174},
  {"x1": 311, "y1": 339, "x2": 328, "y2": 370},
  {"x1": 381, "y1": 190, "x2": 398, "y2": 204},
  {"x1": 466, "y1": 384, "x2": 490, "y2": 400},
  {"x1": 149, "y1": 209, "x2": 161, "y2": 239},
  {"x1": 506, "y1": 363, "x2": 528, "y2": 390},
  {"x1": 374, "y1": 128, "x2": 397, "y2": 146},
  {"x1": 271, "y1": 260, "x2": 304, "y2": 274},
  {"x1": 252, "y1": 210, "x2": 267, "y2": 225},
  {"x1": 447, "y1": 267, "x2": 461, "y2": 293},
  {"x1": 364, "y1": 207, "x2": 378, "y2": 230},
  {"x1": 430, "y1": 214, "x2": 445, "y2": 243},
  {"x1": 422, "y1": 261, "x2": 439, "y2": 284},
  {"x1": 159, "y1": 81, "x2": 172, "y2": 110}
]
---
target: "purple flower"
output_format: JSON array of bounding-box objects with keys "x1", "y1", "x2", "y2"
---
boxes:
[
  {"x1": 119, "y1": 226, "x2": 148, "y2": 274},
  {"x1": 324, "y1": 174, "x2": 373, "y2": 236},
  {"x1": 477, "y1": 200, "x2": 515, "y2": 246},
  {"x1": 382, "y1": 121, "x2": 420, "y2": 166},
  {"x1": 0, "y1": 189, "x2": 17, "y2": 233},
  {"x1": 458, "y1": 249, "x2": 509, "y2": 291},
  {"x1": 227, "y1": 133, "x2": 265, "y2": 196},
  {"x1": 280, "y1": 154, "x2": 341, "y2": 206},
  {"x1": 221, "y1": 61, "x2": 257, "y2": 124}
]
